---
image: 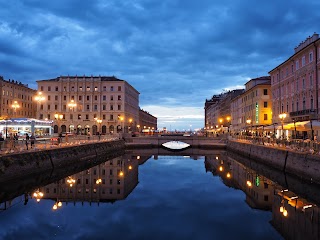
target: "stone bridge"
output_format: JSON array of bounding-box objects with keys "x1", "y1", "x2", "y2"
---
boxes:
[{"x1": 124, "y1": 135, "x2": 226, "y2": 149}]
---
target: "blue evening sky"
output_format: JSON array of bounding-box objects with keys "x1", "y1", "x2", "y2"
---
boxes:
[{"x1": 0, "y1": 0, "x2": 319, "y2": 130}]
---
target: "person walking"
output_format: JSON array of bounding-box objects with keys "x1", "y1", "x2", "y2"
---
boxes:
[
  {"x1": 25, "y1": 133, "x2": 30, "y2": 150},
  {"x1": 0, "y1": 133, "x2": 4, "y2": 151},
  {"x1": 30, "y1": 134, "x2": 35, "y2": 149},
  {"x1": 8, "y1": 133, "x2": 14, "y2": 151}
]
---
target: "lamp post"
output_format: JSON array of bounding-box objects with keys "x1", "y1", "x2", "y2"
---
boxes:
[
  {"x1": 11, "y1": 101, "x2": 20, "y2": 118},
  {"x1": 54, "y1": 113, "x2": 63, "y2": 133},
  {"x1": 137, "y1": 124, "x2": 140, "y2": 133},
  {"x1": 226, "y1": 116, "x2": 231, "y2": 133},
  {"x1": 96, "y1": 119, "x2": 102, "y2": 134},
  {"x1": 34, "y1": 92, "x2": 45, "y2": 119},
  {"x1": 68, "y1": 100, "x2": 77, "y2": 133},
  {"x1": 279, "y1": 113, "x2": 287, "y2": 140},
  {"x1": 129, "y1": 118, "x2": 133, "y2": 132},
  {"x1": 246, "y1": 119, "x2": 252, "y2": 136}
]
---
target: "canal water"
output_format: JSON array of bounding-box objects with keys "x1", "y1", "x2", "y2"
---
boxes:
[{"x1": 0, "y1": 150, "x2": 319, "y2": 240}]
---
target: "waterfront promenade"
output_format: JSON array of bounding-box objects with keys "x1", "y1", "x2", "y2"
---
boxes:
[{"x1": 0, "y1": 134, "x2": 121, "y2": 155}]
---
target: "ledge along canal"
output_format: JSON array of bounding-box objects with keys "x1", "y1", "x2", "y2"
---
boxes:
[{"x1": 0, "y1": 145, "x2": 319, "y2": 240}]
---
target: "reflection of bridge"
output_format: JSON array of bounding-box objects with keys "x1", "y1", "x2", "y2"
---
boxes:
[{"x1": 125, "y1": 136, "x2": 226, "y2": 149}]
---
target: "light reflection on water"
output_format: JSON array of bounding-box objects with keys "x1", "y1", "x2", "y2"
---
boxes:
[{"x1": 0, "y1": 151, "x2": 319, "y2": 240}]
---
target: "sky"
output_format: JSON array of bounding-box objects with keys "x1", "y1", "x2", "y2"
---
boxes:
[{"x1": 1, "y1": 0, "x2": 320, "y2": 130}]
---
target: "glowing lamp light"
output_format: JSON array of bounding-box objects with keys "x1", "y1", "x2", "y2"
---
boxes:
[
  {"x1": 283, "y1": 209, "x2": 288, "y2": 217},
  {"x1": 280, "y1": 206, "x2": 284, "y2": 213},
  {"x1": 215, "y1": 156, "x2": 219, "y2": 160},
  {"x1": 53, "y1": 204, "x2": 58, "y2": 210},
  {"x1": 226, "y1": 172, "x2": 231, "y2": 178},
  {"x1": 128, "y1": 165, "x2": 132, "y2": 170},
  {"x1": 246, "y1": 180, "x2": 252, "y2": 187},
  {"x1": 96, "y1": 178, "x2": 102, "y2": 184},
  {"x1": 219, "y1": 166, "x2": 223, "y2": 172},
  {"x1": 119, "y1": 171, "x2": 124, "y2": 176}
]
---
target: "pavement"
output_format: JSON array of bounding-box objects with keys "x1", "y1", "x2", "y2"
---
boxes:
[{"x1": 0, "y1": 135, "x2": 121, "y2": 155}]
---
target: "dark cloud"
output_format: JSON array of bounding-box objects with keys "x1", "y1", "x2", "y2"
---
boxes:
[{"x1": 0, "y1": 0, "x2": 319, "y2": 129}]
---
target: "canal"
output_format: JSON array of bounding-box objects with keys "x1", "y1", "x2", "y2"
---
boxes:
[{"x1": 0, "y1": 149, "x2": 319, "y2": 240}]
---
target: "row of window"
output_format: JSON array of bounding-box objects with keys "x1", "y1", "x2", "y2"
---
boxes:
[
  {"x1": 241, "y1": 113, "x2": 268, "y2": 123},
  {"x1": 45, "y1": 94, "x2": 123, "y2": 102},
  {"x1": 39, "y1": 113, "x2": 123, "y2": 121},
  {"x1": 274, "y1": 97, "x2": 315, "y2": 113},
  {"x1": 40, "y1": 85, "x2": 122, "y2": 92},
  {"x1": 40, "y1": 103, "x2": 122, "y2": 111},
  {"x1": 272, "y1": 49, "x2": 318, "y2": 83},
  {"x1": 273, "y1": 75, "x2": 315, "y2": 98},
  {"x1": 46, "y1": 187, "x2": 122, "y2": 195},
  {"x1": 2, "y1": 100, "x2": 33, "y2": 108},
  {"x1": 241, "y1": 89, "x2": 268, "y2": 103},
  {"x1": 2, "y1": 90, "x2": 33, "y2": 101}
]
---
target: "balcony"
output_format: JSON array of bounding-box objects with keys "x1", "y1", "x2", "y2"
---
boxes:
[{"x1": 289, "y1": 109, "x2": 316, "y2": 117}]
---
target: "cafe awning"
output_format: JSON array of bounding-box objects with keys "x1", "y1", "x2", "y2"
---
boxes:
[{"x1": 284, "y1": 120, "x2": 320, "y2": 131}]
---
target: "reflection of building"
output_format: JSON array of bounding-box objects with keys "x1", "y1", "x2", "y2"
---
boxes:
[
  {"x1": 206, "y1": 152, "x2": 319, "y2": 239},
  {"x1": 271, "y1": 189, "x2": 319, "y2": 240},
  {"x1": 36, "y1": 76, "x2": 140, "y2": 135},
  {"x1": 0, "y1": 76, "x2": 37, "y2": 119},
  {"x1": 41, "y1": 156, "x2": 139, "y2": 204},
  {"x1": 205, "y1": 152, "x2": 274, "y2": 210}
]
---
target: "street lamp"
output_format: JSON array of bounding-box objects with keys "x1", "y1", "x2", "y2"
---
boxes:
[
  {"x1": 226, "y1": 116, "x2": 231, "y2": 133},
  {"x1": 246, "y1": 119, "x2": 252, "y2": 135},
  {"x1": 279, "y1": 113, "x2": 287, "y2": 140},
  {"x1": 68, "y1": 100, "x2": 77, "y2": 132},
  {"x1": 34, "y1": 92, "x2": 45, "y2": 119},
  {"x1": 129, "y1": 118, "x2": 133, "y2": 132},
  {"x1": 96, "y1": 119, "x2": 102, "y2": 133},
  {"x1": 54, "y1": 113, "x2": 63, "y2": 133},
  {"x1": 11, "y1": 100, "x2": 20, "y2": 117}
]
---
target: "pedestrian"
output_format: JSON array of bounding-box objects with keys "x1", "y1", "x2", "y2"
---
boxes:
[
  {"x1": 30, "y1": 134, "x2": 35, "y2": 149},
  {"x1": 13, "y1": 133, "x2": 18, "y2": 149},
  {"x1": 59, "y1": 132, "x2": 62, "y2": 144},
  {"x1": 25, "y1": 133, "x2": 30, "y2": 150},
  {"x1": 0, "y1": 133, "x2": 4, "y2": 151},
  {"x1": 8, "y1": 133, "x2": 14, "y2": 151}
]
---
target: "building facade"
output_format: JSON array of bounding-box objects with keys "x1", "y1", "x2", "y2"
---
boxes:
[
  {"x1": 205, "y1": 90, "x2": 243, "y2": 133},
  {"x1": 0, "y1": 76, "x2": 36, "y2": 120},
  {"x1": 139, "y1": 109, "x2": 157, "y2": 133},
  {"x1": 36, "y1": 76, "x2": 140, "y2": 135},
  {"x1": 269, "y1": 33, "x2": 320, "y2": 127},
  {"x1": 230, "y1": 76, "x2": 272, "y2": 133}
]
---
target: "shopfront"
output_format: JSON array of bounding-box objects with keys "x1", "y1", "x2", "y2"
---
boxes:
[{"x1": 0, "y1": 118, "x2": 53, "y2": 138}]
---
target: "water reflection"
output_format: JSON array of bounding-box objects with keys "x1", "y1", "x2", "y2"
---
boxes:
[
  {"x1": 205, "y1": 153, "x2": 320, "y2": 240},
  {"x1": 0, "y1": 150, "x2": 319, "y2": 240}
]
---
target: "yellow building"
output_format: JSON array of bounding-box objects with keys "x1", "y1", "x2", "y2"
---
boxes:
[{"x1": 231, "y1": 76, "x2": 272, "y2": 133}]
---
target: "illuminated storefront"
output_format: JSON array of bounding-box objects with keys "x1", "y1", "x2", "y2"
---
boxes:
[{"x1": 0, "y1": 118, "x2": 53, "y2": 138}]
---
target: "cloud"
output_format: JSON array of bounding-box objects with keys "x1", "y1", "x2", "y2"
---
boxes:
[{"x1": 1, "y1": 0, "x2": 320, "y2": 129}]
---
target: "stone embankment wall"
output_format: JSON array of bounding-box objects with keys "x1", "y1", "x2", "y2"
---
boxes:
[
  {"x1": 0, "y1": 140, "x2": 124, "y2": 182},
  {"x1": 227, "y1": 140, "x2": 320, "y2": 184}
]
